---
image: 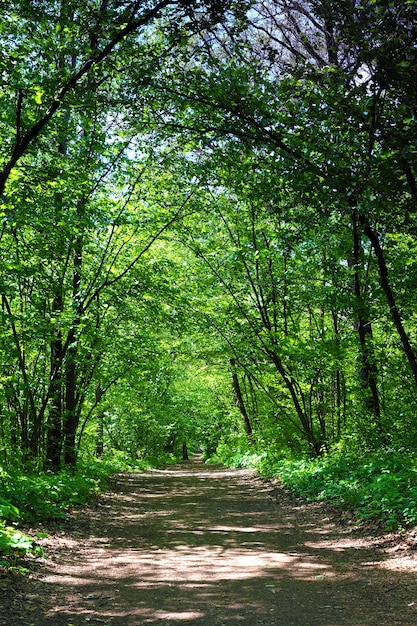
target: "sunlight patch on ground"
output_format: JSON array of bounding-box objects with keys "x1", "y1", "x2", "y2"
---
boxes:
[
  {"x1": 208, "y1": 524, "x2": 276, "y2": 533},
  {"x1": 303, "y1": 537, "x2": 378, "y2": 551},
  {"x1": 145, "y1": 610, "x2": 204, "y2": 620},
  {"x1": 115, "y1": 544, "x2": 296, "y2": 582},
  {"x1": 44, "y1": 542, "x2": 332, "y2": 588},
  {"x1": 371, "y1": 555, "x2": 417, "y2": 572}
]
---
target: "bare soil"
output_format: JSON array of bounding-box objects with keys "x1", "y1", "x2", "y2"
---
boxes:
[{"x1": 1, "y1": 457, "x2": 417, "y2": 625}]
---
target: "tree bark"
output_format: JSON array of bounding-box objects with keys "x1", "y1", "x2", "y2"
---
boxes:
[
  {"x1": 63, "y1": 350, "x2": 78, "y2": 467},
  {"x1": 360, "y1": 216, "x2": 417, "y2": 389},
  {"x1": 46, "y1": 292, "x2": 64, "y2": 470},
  {"x1": 230, "y1": 358, "x2": 253, "y2": 439},
  {"x1": 95, "y1": 384, "x2": 105, "y2": 458},
  {"x1": 63, "y1": 236, "x2": 83, "y2": 467},
  {"x1": 45, "y1": 87, "x2": 69, "y2": 469},
  {"x1": 349, "y1": 209, "x2": 382, "y2": 426}
]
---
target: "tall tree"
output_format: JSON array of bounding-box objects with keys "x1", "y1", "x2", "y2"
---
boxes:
[{"x1": 138, "y1": 0, "x2": 417, "y2": 444}]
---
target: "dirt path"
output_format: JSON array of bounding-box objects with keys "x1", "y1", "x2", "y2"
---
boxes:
[{"x1": 2, "y1": 458, "x2": 417, "y2": 625}]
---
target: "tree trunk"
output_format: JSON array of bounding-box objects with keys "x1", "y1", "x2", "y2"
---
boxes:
[
  {"x1": 63, "y1": 350, "x2": 78, "y2": 467},
  {"x1": 361, "y1": 216, "x2": 417, "y2": 388},
  {"x1": 349, "y1": 209, "x2": 382, "y2": 427},
  {"x1": 95, "y1": 384, "x2": 105, "y2": 458},
  {"x1": 267, "y1": 350, "x2": 323, "y2": 456},
  {"x1": 230, "y1": 358, "x2": 253, "y2": 439},
  {"x1": 331, "y1": 310, "x2": 344, "y2": 439},
  {"x1": 63, "y1": 235, "x2": 83, "y2": 467},
  {"x1": 2, "y1": 294, "x2": 39, "y2": 462},
  {"x1": 46, "y1": 292, "x2": 64, "y2": 470}
]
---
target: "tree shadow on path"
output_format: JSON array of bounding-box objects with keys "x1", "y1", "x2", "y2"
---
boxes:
[{"x1": 4, "y1": 459, "x2": 417, "y2": 625}]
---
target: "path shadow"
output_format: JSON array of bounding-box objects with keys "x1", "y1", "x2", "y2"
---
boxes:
[{"x1": 12, "y1": 460, "x2": 417, "y2": 626}]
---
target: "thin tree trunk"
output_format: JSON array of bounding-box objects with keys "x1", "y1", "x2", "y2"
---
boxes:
[
  {"x1": 230, "y1": 358, "x2": 253, "y2": 439},
  {"x1": 349, "y1": 209, "x2": 382, "y2": 427},
  {"x1": 331, "y1": 310, "x2": 343, "y2": 439},
  {"x1": 64, "y1": 349, "x2": 78, "y2": 467},
  {"x1": 95, "y1": 384, "x2": 104, "y2": 458},
  {"x1": 2, "y1": 294, "x2": 39, "y2": 461},
  {"x1": 63, "y1": 230, "x2": 83, "y2": 467},
  {"x1": 46, "y1": 291, "x2": 64, "y2": 470},
  {"x1": 63, "y1": 303, "x2": 82, "y2": 466},
  {"x1": 361, "y1": 216, "x2": 417, "y2": 388},
  {"x1": 0, "y1": 406, "x2": 7, "y2": 465},
  {"x1": 268, "y1": 350, "x2": 322, "y2": 456}
]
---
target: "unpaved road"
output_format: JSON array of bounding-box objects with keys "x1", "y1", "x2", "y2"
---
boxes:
[{"x1": 2, "y1": 459, "x2": 417, "y2": 625}]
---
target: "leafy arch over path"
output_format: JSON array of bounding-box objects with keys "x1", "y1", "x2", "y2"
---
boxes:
[{"x1": 1, "y1": 0, "x2": 417, "y2": 471}]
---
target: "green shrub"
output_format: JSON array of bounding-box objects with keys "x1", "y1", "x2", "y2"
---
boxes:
[
  {"x1": 0, "y1": 451, "x2": 148, "y2": 523},
  {"x1": 0, "y1": 495, "x2": 40, "y2": 562},
  {"x1": 208, "y1": 432, "x2": 257, "y2": 467},
  {"x1": 260, "y1": 449, "x2": 417, "y2": 530},
  {"x1": 0, "y1": 522, "x2": 37, "y2": 557},
  {"x1": 0, "y1": 451, "x2": 151, "y2": 564},
  {"x1": 0, "y1": 496, "x2": 20, "y2": 521}
]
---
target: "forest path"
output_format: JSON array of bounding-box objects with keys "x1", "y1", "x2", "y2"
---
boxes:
[{"x1": 4, "y1": 457, "x2": 417, "y2": 625}]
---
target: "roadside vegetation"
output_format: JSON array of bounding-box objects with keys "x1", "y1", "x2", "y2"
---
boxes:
[
  {"x1": 212, "y1": 441, "x2": 417, "y2": 531},
  {"x1": 0, "y1": 452, "x2": 153, "y2": 566}
]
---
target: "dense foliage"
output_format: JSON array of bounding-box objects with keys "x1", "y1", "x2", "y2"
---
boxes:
[
  {"x1": 1, "y1": 0, "x2": 417, "y2": 558},
  {"x1": 211, "y1": 445, "x2": 417, "y2": 530}
]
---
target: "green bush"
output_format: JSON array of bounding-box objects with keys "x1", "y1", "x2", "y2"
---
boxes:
[
  {"x1": 0, "y1": 452, "x2": 148, "y2": 523},
  {"x1": 0, "y1": 522, "x2": 37, "y2": 557},
  {"x1": 0, "y1": 496, "x2": 20, "y2": 521},
  {"x1": 0, "y1": 495, "x2": 39, "y2": 562},
  {"x1": 0, "y1": 451, "x2": 151, "y2": 564},
  {"x1": 256, "y1": 449, "x2": 417, "y2": 530},
  {"x1": 207, "y1": 432, "x2": 257, "y2": 467}
]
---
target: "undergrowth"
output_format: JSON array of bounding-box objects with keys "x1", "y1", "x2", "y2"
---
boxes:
[
  {"x1": 257, "y1": 449, "x2": 417, "y2": 530},
  {"x1": 0, "y1": 451, "x2": 150, "y2": 566},
  {"x1": 210, "y1": 438, "x2": 417, "y2": 531}
]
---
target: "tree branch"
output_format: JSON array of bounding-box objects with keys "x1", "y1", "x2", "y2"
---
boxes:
[{"x1": 0, "y1": 0, "x2": 173, "y2": 197}]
